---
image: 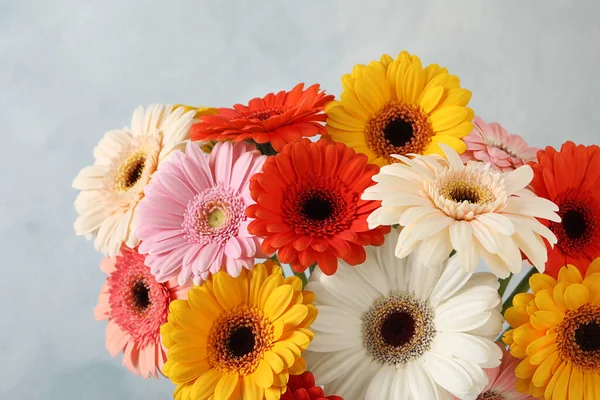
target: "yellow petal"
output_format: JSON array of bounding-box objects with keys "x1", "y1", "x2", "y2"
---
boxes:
[
  {"x1": 437, "y1": 88, "x2": 472, "y2": 108},
  {"x1": 583, "y1": 274, "x2": 600, "y2": 306},
  {"x1": 273, "y1": 319, "x2": 284, "y2": 341},
  {"x1": 514, "y1": 293, "x2": 536, "y2": 307},
  {"x1": 527, "y1": 332, "x2": 558, "y2": 356},
  {"x1": 288, "y1": 356, "x2": 307, "y2": 375},
  {"x1": 253, "y1": 359, "x2": 274, "y2": 389},
  {"x1": 214, "y1": 373, "x2": 239, "y2": 400},
  {"x1": 341, "y1": 74, "x2": 354, "y2": 93},
  {"x1": 535, "y1": 289, "x2": 562, "y2": 314},
  {"x1": 339, "y1": 91, "x2": 371, "y2": 121},
  {"x1": 168, "y1": 344, "x2": 208, "y2": 363},
  {"x1": 583, "y1": 371, "x2": 596, "y2": 400},
  {"x1": 514, "y1": 323, "x2": 545, "y2": 346},
  {"x1": 168, "y1": 359, "x2": 211, "y2": 384},
  {"x1": 564, "y1": 284, "x2": 590, "y2": 311},
  {"x1": 511, "y1": 343, "x2": 527, "y2": 359},
  {"x1": 249, "y1": 263, "x2": 268, "y2": 306},
  {"x1": 422, "y1": 70, "x2": 449, "y2": 92},
  {"x1": 241, "y1": 374, "x2": 264, "y2": 400},
  {"x1": 530, "y1": 344, "x2": 558, "y2": 365},
  {"x1": 298, "y1": 304, "x2": 318, "y2": 328},
  {"x1": 265, "y1": 386, "x2": 284, "y2": 400},
  {"x1": 283, "y1": 276, "x2": 303, "y2": 292},
  {"x1": 418, "y1": 86, "x2": 445, "y2": 114},
  {"x1": 429, "y1": 106, "x2": 469, "y2": 132},
  {"x1": 403, "y1": 58, "x2": 425, "y2": 103},
  {"x1": 531, "y1": 311, "x2": 563, "y2": 331},
  {"x1": 188, "y1": 287, "x2": 223, "y2": 320},
  {"x1": 264, "y1": 285, "x2": 294, "y2": 320},
  {"x1": 554, "y1": 362, "x2": 572, "y2": 400},
  {"x1": 437, "y1": 120, "x2": 473, "y2": 138},
  {"x1": 365, "y1": 63, "x2": 391, "y2": 102},
  {"x1": 430, "y1": 135, "x2": 467, "y2": 154},
  {"x1": 530, "y1": 273, "x2": 558, "y2": 293},
  {"x1": 568, "y1": 367, "x2": 583, "y2": 400},
  {"x1": 259, "y1": 272, "x2": 284, "y2": 309},
  {"x1": 554, "y1": 282, "x2": 570, "y2": 312},
  {"x1": 275, "y1": 304, "x2": 308, "y2": 330},
  {"x1": 280, "y1": 331, "x2": 310, "y2": 350},
  {"x1": 558, "y1": 265, "x2": 583, "y2": 284},
  {"x1": 386, "y1": 60, "x2": 399, "y2": 100},
  {"x1": 263, "y1": 351, "x2": 284, "y2": 374},
  {"x1": 544, "y1": 360, "x2": 567, "y2": 399},
  {"x1": 354, "y1": 79, "x2": 384, "y2": 115},
  {"x1": 585, "y1": 258, "x2": 600, "y2": 277},
  {"x1": 174, "y1": 308, "x2": 211, "y2": 336},
  {"x1": 272, "y1": 342, "x2": 295, "y2": 368},
  {"x1": 192, "y1": 368, "x2": 222, "y2": 399},
  {"x1": 422, "y1": 143, "x2": 446, "y2": 156},
  {"x1": 213, "y1": 272, "x2": 246, "y2": 310},
  {"x1": 515, "y1": 357, "x2": 536, "y2": 379},
  {"x1": 394, "y1": 57, "x2": 412, "y2": 102},
  {"x1": 503, "y1": 329, "x2": 514, "y2": 345}
]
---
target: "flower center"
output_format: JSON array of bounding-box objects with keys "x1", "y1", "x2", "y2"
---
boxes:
[
  {"x1": 365, "y1": 101, "x2": 434, "y2": 162},
  {"x1": 440, "y1": 179, "x2": 495, "y2": 205},
  {"x1": 131, "y1": 280, "x2": 151, "y2": 311},
  {"x1": 301, "y1": 194, "x2": 334, "y2": 221},
  {"x1": 208, "y1": 305, "x2": 274, "y2": 375},
  {"x1": 362, "y1": 293, "x2": 435, "y2": 365},
  {"x1": 557, "y1": 303, "x2": 600, "y2": 370},
  {"x1": 182, "y1": 185, "x2": 246, "y2": 245},
  {"x1": 116, "y1": 151, "x2": 146, "y2": 191},
  {"x1": 476, "y1": 391, "x2": 504, "y2": 400},
  {"x1": 550, "y1": 196, "x2": 599, "y2": 256},
  {"x1": 244, "y1": 107, "x2": 286, "y2": 121},
  {"x1": 562, "y1": 209, "x2": 587, "y2": 240}
]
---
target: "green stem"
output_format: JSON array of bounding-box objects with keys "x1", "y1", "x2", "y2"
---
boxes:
[
  {"x1": 255, "y1": 142, "x2": 277, "y2": 156},
  {"x1": 497, "y1": 273, "x2": 513, "y2": 298},
  {"x1": 294, "y1": 270, "x2": 309, "y2": 288},
  {"x1": 308, "y1": 263, "x2": 317, "y2": 275},
  {"x1": 502, "y1": 268, "x2": 536, "y2": 315}
]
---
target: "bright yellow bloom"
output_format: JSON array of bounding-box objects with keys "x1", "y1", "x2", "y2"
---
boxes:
[
  {"x1": 326, "y1": 51, "x2": 474, "y2": 166},
  {"x1": 503, "y1": 260, "x2": 600, "y2": 400},
  {"x1": 161, "y1": 261, "x2": 317, "y2": 400}
]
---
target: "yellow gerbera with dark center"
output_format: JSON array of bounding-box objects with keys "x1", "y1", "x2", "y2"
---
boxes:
[
  {"x1": 326, "y1": 51, "x2": 474, "y2": 166},
  {"x1": 161, "y1": 260, "x2": 317, "y2": 400},
  {"x1": 503, "y1": 260, "x2": 600, "y2": 400}
]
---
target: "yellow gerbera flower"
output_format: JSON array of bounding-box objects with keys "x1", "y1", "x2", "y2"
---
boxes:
[
  {"x1": 161, "y1": 260, "x2": 317, "y2": 400},
  {"x1": 326, "y1": 51, "x2": 474, "y2": 166},
  {"x1": 175, "y1": 104, "x2": 220, "y2": 153},
  {"x1": 503, "y1": 260, "x2": 600, "y2": 400}
]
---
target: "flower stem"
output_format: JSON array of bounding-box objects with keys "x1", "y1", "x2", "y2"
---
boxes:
[
  {"x1": 294, "y1": 270, "x2": 309, "y2": 288},
  {"x1": 502, "y1": 268, "x2": 536, "y2": 315},
  {"x1": 255, "y1": 142, "x2": 277, "y2": 156},
  {"x1": 497, "y1": 273, "x2": 513, "y2": 298}
]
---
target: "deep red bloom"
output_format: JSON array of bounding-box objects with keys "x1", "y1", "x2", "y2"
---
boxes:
[
  {"x1": 529, "y1": 141, "x2": 600, "y2": 277},
  {"x1": 247, "y1": 139, "x2": 390, "y2": 275},
  {"x1": 282, "y1": 372, "x2": 343, "y2": 400},
  {"x1": 190, "y1": 83, "x2": 334, "y2": 151}
]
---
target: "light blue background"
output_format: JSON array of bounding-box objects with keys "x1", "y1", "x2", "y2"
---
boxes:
[{"x1": 2, "y1": 0, "x2": 598, "y2": 398}]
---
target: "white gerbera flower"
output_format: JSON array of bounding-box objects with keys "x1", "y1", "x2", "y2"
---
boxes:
[
  {"x1": 73, "y1": 104, "x2": 195, "y2": 257},
  {"x1": 362, "y1": 144, "x2": 560, "y2": 277},
  {"x1": 304, "y1": 230, "x2": 504, "y2": 400}
]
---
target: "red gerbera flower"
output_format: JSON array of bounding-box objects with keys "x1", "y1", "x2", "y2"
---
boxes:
[
  {"x1": 282, "y1": 372, "x2": 343, "y2": 400},
  {"x1": 529, "y1": 141, "x2": 600, "y2": 277},
  {"x1": 190, "y1": 83, "x2": 334, "y2": 152},
  {"x1": 247, "y1": 138, "x2": 390, "y2": 275}
]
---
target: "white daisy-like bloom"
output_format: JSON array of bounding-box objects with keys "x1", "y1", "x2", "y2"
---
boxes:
[
  {"x1": 304, "y1": 230, "x2": 504, "y2": 400},
  {"x1": 362, "y1": 144, "x2": 560, "y2": 277},
  {"x1": 73, "y1": 105, "x2": 196, "y2": 257}
]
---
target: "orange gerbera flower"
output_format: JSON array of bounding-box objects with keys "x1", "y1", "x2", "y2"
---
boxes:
[
  {"x1": 247, "y1": 139, "x2": 390, "y2": 275},
  {"x1": 529, "y1": 141, "x2": 600, "y2": 277},
  {"x1": 190, "y1": 83, "x2": 334, "y2": 152}
]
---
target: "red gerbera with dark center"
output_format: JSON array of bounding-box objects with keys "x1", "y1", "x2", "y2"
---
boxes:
[
  {"x1": 247, "y1": 138, "x2": 390, "y2": 275},
  {"x1": 529, "y1": 141, "x2": 600, "y2": 277},
  {"x1": 282, "y1": 372, "x2": 343, "y2": 400},
  {"x1": 190, "y1": 83, "x2": 334, "y2": 151}
]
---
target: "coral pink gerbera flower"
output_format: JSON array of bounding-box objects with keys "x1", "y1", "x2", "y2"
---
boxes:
[
  {"x1": 190, "y1": 83, "x2": 334, "y2": 152},
  {"x1": 94, "y1": 245, "x2": 190, "y2": 379},
  {"x1": 137, "y1": 141, "x2": 267, "y2": 285},
  {"x1": 461, "y1": 117, "x2": 539, "y2": 172},
  {"x1": 454, "y1": 343, "x2": 534, "y2": 400}
]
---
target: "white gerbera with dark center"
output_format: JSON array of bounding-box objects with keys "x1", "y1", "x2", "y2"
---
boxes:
[
  {"x1": 362, "y1": 144, "x2": 560, "y2": 277},
  {"x1": 304, "y1": 230, "x2": 504, "y2": 400}
]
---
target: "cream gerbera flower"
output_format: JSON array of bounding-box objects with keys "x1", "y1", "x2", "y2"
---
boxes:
[
  {"x1": 363, "y1": 145, "x2": 560, "y2": 277},
  {"x1": 73, "y1": 105, "x2": 195, "y2": 256},
  {"x1": 304, "y1": 230, "x2": 503, "y2": 400}
]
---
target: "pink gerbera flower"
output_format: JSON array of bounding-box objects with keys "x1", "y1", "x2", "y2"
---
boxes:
[
  {"x1": 94, "y1": 245, "x2": 190, "y2": 379},
  {"x1": 461, "y1": 116, "x2": 539, "y2": 172},
  {"x1": 454, "y1": 343, "x2": 534, "y2": 400},
  {"x1": 137, "y1": 141, "x2": 267, "y2": 285}
]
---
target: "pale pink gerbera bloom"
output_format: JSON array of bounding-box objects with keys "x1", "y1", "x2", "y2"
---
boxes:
[
  {"x1": 137, "y1": 140, "x2": 267, "y2": 285},
  {"x1": 94, "y1": 245, "x2": 190, "y2": 379},
  {"x1": 454, "y1": 343, "x2": 534, "y2": 400},
  {"x1": 461, "y1": 117, "x2": 539, "y2": 172},
  {"x1": 73, "y1": 105, "x2": 195, "y2": 257}
]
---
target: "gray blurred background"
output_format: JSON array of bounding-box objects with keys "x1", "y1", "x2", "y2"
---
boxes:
[{"x1": 1, "y1": 0, "x2": 598, "y2": 398}]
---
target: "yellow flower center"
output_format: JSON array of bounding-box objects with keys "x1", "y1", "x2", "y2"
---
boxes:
[
  {"x1": 208, "y1": 305, "x2": 275, "y2": 375},
  {"x1": 115, "y1": 151, "x2": 146, "y2": 192},
  {"x1": 207, "y1": 208, "x2": 227, "y2": 228},
  {"x1": 365, "y1": 101, "x2": 434, "y2": 161},
  {"x1": 440, "y1": 179, "x2": 495, "y2": 205},
  {"x1": 557, "y1": 303, "x2": 600, "y2": 370}
]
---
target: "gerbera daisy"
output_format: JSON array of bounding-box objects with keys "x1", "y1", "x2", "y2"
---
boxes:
[
  {"x1": 503, "y1": 261, "x2": 600, "y2": 399},
  {"x1": 137, "y1": 140, "x2": 267, "y2": 285},
  {"x1": 325, "y1": 51, "x2": 473, "y2": 166},
  {"x1": 160, "y1": 260, "x2": 317, "y2": 400},
  {"x1": 363, "y1": 144, "x2": 560, "y2": 277},
  {"x1": 461, "y1": 116, "x2": 539, "y2": 172},
  {"x1": 190, "y1": 83, "x2": 334, "y2": 152},
  {"x1": 94, "y1": 245, "x2": 190, "y2": 378},
  {"x1": 529, "y1": 141, "x2": 600, "y2": 277},
  {"x1": 282, "y1": 371, "x2": 342, "y2": 400},
  {"x1": 73, "y1": 104, "x2": 195, "y2": 257},
  {"x1": 454, "y1": 343, "x2": 534, "y2": 400},
  {"x1": 304, "y1": 229, "x2": 503, "y2": 400},
  {"x1": 246, "y1": 138, "x2": 390, "y2": 275}
]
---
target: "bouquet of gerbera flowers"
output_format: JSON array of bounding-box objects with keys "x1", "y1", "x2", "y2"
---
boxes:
[{"x1": 73, "y1": 51, "x2": 600, "y2": 400}]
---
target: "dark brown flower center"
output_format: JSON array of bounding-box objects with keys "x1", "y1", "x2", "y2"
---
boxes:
[
  {"x1": 476, "y1": 391, "x2": 504, "y2": 400},
  {"x1": 132, "y1": 280, "x2": 151, "y2": 311},
  {"x1": 439, "y1": 179, "x2": 495, "y2": 205},
  {"x1": 116, "y1": 151, "x2": 147, "y2": 192},
  {"x1": 301, "y1": 195, "x2": 334, "y2": 221},
  {"x1": 380, "y1": 311, "x2": 416, "y2": 347},
  {"x1": 562, "y1": 209, "x2": 587, "y2": 240},
  {"x1": 575, "y1": 321, "x2": 600, "y2": 352},
  {"x1": 383, "y1": 118, "x2": 414, "y2": 148},
  {"x1": 228, "y1": 326, "x2": 256, "y2": 357},
  {"x1": 551, "y1": 196, "x2": 599, "y2": 256}
]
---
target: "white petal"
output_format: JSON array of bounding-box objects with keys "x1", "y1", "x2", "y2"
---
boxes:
[
  {"x1": 311, "y1": 305, "x2": 362, "y2": 334},
  {"x1": 326, "y1": 356, "x2": 380, "y2": 399},
  {"x1": 503, "y1": 165, "x2": 533, "y2": 196},
  {"x1": 439, "y1": 143, "x2": 465, "y2": 169},
  {"x1": 306, "y1": 347, "x2": 366, "y2": 385},
  {"x1": 471, "y1": 219, "x2": 500, "y2": 254},
  {"x1": 428, "y1": 255, "x2": 472, "y2": 308},
  {"x1": 475, "y1": 213, "x2": 515, "y2": 236},
  {"x1": 365, "y1": 364, "x2": 396, "y2": 400},
  {"x1": 465, "y1": 309, "x2": 504, "y2": 341},
  {"x1": 405, "y1": 361, "x2": 440, "y2": 400},
  {"x1": 449, "y1": 220, "x2": 473, "y2": 250},
  {"x1": 422, "y1": 351, "x2": 474, "y2": 398},
  {"x1": 308, "y1": 331, "x2": 362, "y2": 353},
  {"x1": 433, "y1": 332, "x2": 502, "y2": 368},
  {"x1": 411, "y1": 213, "x2": 454, "y2": 240},
  {"x1": 406, "y1": 252, "x2": 443, "y2": 301}
]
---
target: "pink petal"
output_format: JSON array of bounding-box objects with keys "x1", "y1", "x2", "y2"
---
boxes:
[
  {"x1": 106, "y1": 321, "x2": 130, "y2": 357},
  {"x1": 224, "y1": 237, "x2": 242, "y2": 258}
]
